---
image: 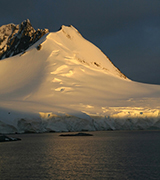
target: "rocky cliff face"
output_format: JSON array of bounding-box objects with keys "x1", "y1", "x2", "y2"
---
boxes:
[{"x1": 0, "y1": 19, "x2": 49, "y2": 59}]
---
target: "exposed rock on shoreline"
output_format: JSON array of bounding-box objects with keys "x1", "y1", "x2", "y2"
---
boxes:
[
  {"x1": 0, "y1": 135, "x2": 21, "y2": 142},
  {"x1": 59, "y1": 132, "x2": 93, "y2": 136}
]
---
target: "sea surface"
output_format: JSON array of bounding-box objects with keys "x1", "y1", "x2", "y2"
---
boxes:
[{"x1": 0, "y1": 130, "x2": 160, "y2": 180}]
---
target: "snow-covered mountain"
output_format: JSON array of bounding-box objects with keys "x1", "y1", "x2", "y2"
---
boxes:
[{"x1": 0, "y1": 20, "x2": 160, "y2": 134}]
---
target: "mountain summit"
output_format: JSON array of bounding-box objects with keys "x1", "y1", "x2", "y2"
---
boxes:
[
  {"x1": 0, "y1": 20, "x2": 126, "y2": 79},
  {"x1": 0, "y1": 20, "x2": 160, "y2": 133},
  {"x1": 0, "y1": 19, "x2": 49, "y2": 59}
]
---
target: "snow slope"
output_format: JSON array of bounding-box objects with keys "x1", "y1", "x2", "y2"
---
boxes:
[{"x1": 0, "y1": 25, "x2": 160, "y2": 133}]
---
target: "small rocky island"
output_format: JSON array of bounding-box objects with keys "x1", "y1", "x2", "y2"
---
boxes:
[
  {"x1": 59, "y1": 132, "x2": 93, "y2": 136},
  {"x1": 0, "y1": 135, "x2": 21, "y2": 142}
]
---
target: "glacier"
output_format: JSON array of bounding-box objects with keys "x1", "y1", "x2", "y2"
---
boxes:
[
  {"x1": 1, "y1": 107, "x2": 160, "y2": 134},
  {"x1": 0, "y1": 21, "x2": 160, "y2": 134}
]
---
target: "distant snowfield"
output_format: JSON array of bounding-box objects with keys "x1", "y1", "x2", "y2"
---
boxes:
[{"x1": 0, "y1": 25, "x2": 160, "y2": 133}]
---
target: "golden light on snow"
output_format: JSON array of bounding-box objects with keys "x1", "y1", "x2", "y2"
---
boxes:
[{"x1": 0, "y1": 24, "x2": 160, "y2": 133}]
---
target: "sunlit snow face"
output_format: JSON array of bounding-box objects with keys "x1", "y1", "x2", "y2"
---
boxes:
[{"x1": 0, "y1": 24, "x2": 160, "y2": 133}]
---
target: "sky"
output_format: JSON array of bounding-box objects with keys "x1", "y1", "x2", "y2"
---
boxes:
[{"x1": 0, "y1": 0, "x2": 160, "y2": 84}]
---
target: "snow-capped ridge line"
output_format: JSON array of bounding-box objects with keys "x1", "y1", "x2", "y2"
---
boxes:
[
  {"x1": 45, "y1": 24, "x2": 127, "y2": 79},
  {"x1": 0, "y1": 19, "x2": 127, "y2": 79}
]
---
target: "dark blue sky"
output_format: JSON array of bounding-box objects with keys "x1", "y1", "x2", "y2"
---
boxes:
[{"x1": 0, "y1": 0, "x2": 160, "y2": 84}]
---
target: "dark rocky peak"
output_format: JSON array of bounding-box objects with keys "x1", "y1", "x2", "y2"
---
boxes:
[{"x1": 0, "y1": 19, "x2": 49, "y2": 59}]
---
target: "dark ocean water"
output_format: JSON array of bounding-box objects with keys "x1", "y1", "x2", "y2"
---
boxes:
[{"x1": 0, "y1": 130, "x2": 160, "y2": 180}]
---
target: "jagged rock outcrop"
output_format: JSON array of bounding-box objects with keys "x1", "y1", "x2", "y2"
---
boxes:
[{"x1": 0, "y1": 19, "x2": 49, "y2": 59}]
